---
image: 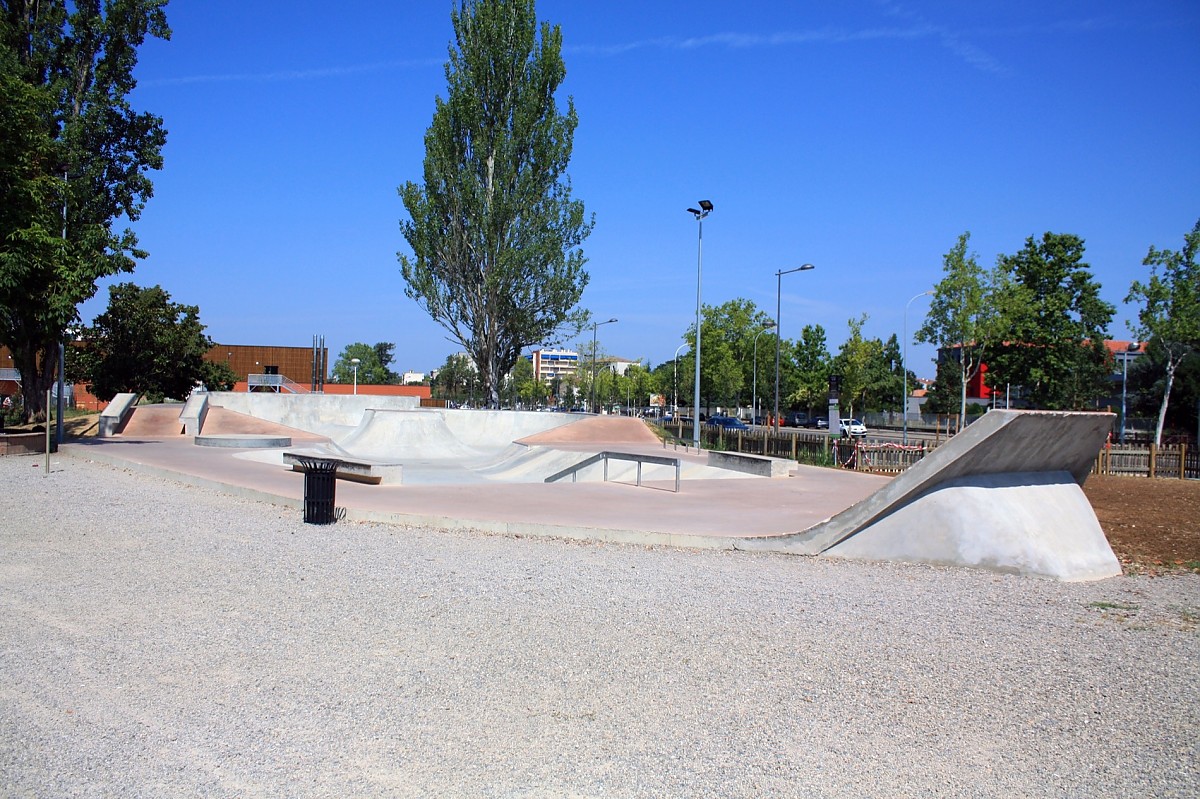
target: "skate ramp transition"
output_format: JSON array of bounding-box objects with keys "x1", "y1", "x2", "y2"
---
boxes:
[
  {"x1": 738, "y1": 409, "x2": 1121, "y2": 581},
  {"x1": 275, "y1": 408, "x2": 737, "y2": 485}
]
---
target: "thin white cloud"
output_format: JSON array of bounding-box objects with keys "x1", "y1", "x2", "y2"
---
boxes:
[{"x1": 144, "y1": 58, "x2": 441, "y2": 87}]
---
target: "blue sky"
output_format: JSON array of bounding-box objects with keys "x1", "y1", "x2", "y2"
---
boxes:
[{"x1": 79, "y1": 0, "x2": 1200, "y2": 380}]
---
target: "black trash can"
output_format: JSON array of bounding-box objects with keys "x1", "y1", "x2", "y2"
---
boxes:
[{"x1": 296, "y1": 457, "x2": 340, "y2": 524}]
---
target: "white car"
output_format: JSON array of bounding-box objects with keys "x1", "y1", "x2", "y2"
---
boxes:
[{"x1": 840, "y1": 418, "x2": 868, "y2": 436}]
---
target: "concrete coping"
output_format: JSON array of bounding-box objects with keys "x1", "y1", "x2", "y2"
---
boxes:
[
  {"x1": 98, "y1": 393, "x2": 138, "y2": 437},
  {"x1": 282, "y1": 451, "x2": 403, "y2": 485},
  {"x1": 179, "y1": 392, "x2": 209, "y2": 436},
  {"x1": 194, "y1": 434, "x2": 292, "y2": 449},
  {"x1": 707, "y1": 450, "x2": 797, "y2": 478}
]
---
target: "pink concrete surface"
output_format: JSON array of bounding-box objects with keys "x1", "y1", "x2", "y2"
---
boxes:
[
  {"x1": 119, "y1": 404, "x2": 327, "y2": 440},
  {"x1": 518, "y1": 415, "x2": 660, "y2": 446},
  {"x1": 61, "y1": 419, "x2": 890, "y2": 545}
]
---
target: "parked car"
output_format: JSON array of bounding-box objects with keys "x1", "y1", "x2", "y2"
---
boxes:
[
  {"x1": 840, "y1": 418, "x2": 868, "y2": 436},
  {"x1": 706, "y1": 415, "x2": 749, "y2": 431},
  {"x1": 785, "y1": 411, "x2": 808, "y2": 427},
  {"x1": 804, "y1": 416, "x2": 829, "y2": 429}
]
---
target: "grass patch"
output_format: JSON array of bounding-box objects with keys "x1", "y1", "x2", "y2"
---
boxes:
[{"x1": 1087, "y1": 601, "x2": 1140, "y2": 612}]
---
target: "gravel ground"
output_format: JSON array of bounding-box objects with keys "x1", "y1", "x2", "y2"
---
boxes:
[{"x1": 2, "y1": 454, "x2": 1198, "y2": 798}]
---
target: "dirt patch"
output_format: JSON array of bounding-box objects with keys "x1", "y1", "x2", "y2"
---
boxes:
[{"x1": 1083, "y1": 474, "x2": 1200, "y2": 573}]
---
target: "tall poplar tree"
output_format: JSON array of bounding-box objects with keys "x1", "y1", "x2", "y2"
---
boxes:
[
  {"x1": 398, "y1": 0, "x2": 592, "y2": 408},
  {"x1": 0, "y1": 0, "x2": 169, "y2": 421}
]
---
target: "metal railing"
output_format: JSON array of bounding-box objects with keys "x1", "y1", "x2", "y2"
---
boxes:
[
  {"x1": 247, "y1": 373, "x2": 310, "y2": 393},
  {"x1": 545, "y1": 450, "x2": 682, "y2": 492}
]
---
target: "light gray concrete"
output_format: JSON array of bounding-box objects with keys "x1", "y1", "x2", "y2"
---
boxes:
[
  {"x1": 97, "y1": 392, "x2": 138, "y2": 437},
  {"x1": 707, "y1": 450, "x2": 796, "y2": 477},
  {"x1": 737, "y1": 410, "x2": 1121, "y2": 581},
  {"x1": 194, "y1": 434, "x2": 292, "y2": 449},
  {"x1": 206, "y1": 392, "x2": 420, "y2": 437},
  {"x1": 178, "y1": 391, "x2": 208, "y2": 435}
]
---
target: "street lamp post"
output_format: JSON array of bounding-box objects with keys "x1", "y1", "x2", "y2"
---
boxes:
[
  {"x1": 752, "y1": 321, "x2": 777, "y2": 425},
  {"x1": 590, "y1": 317, "x2": 618, "y2": 413},
  {"x1": 774, "y1": 264, "x2": 815, "y2": 431},
  {"x1": 902, "y1": 290, "x2": 934, "y2": 445},
  {"x1": 351, "y1": 357, "x2": 360, "y2": 395},
  {"x1": 1120, "y1": 342, "x2": 1139, "y2": 443},
  {"x1": 687, "y1": 200, "x2": 713, "y2": 447},
  {"x1": 672, "y1": 342, "x2": 687, "y2": 416}
]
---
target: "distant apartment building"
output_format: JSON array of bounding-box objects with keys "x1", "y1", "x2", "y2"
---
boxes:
[{"x1": 528, "y1": 348, "x2": 579, "y2": 382}]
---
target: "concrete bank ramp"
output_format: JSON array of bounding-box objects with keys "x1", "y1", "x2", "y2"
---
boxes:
[
  {"x1": 737, "y1": 410, "x2": 1121, "y2": 581},
  {"x1": 333, "y1": 408, "x2": 579, "y2": 460}
]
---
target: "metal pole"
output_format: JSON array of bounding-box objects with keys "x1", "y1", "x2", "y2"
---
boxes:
[
  {"x1": 591, "y1": 323, "x2": 598, "y2": 413},
  {"x1": 693, "y1": 218, "x2": 703, "y2": 447},
  {"x1": 774, "y1": 265, "x2": 815, "y2": 431},
  {"x1": 903, "y1": 290, "x2": 933, "y2": 445},
  {"x1": 752, "y1": 323, "x2": 775, "y2": 426},
  {"x1": 1120, "y1": 350, "x2": 1129, "y2": 444}
]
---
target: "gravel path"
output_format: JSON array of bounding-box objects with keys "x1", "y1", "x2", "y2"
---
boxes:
[{"x1": 2, "y1": 453, "x2": 1198, "y2": 798}]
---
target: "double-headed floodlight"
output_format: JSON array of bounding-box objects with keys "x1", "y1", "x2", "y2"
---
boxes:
[{"x1": 687, "y1": 200, "x2": 713, "y2": 446}]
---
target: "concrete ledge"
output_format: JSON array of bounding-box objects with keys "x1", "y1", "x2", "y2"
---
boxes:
[
  {"x1": 195, "y1": 434, "x2": 292, "y2": 448},
  {"x1": 282, "y1": 451, "x2": 403, "y2": 485},
  {"x1": 98, "y1": 393, "x2": 138, "y2": 437},
  {"x1": 179, "y1": 392, "x2": 209, "y2": 435},
  {"x1": 0, "y1": 432, "x2": 47, "y2": 456},
  {"x1": 707, "y1": 450, "x2": 795, "y2": 477}
]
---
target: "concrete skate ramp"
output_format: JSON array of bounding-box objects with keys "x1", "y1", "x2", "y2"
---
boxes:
[
  {"x1": 207, "y1": 392, "x2": 420, "y2": 438},
  {"x1": 737, "y1": 410, "x2": 1121, "y2": 581},
  {"x1": 332, "y1": 408, "x2": 578, "y2": 460}
]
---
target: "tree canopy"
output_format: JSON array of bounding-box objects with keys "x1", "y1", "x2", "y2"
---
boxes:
[
  {"x1": 399, "y1": 0, "x2": 592, "y2": 409},
  {"x1": 916, "y1": 232, "x2": 995, "y2": 427},
  {"x1": 0, "y1": 0, "x2": 169, "y2": 421},
  {"x1": 1126, "y1": 218, "x2": 1200, "y2": 444},
  {"x1": 74, "y1": 283, "x2": 216, "y2": 402},
  {"x1": 331, "y1": 342, "x2": 397, "y2": 385},
  {"x1": 987, "y1": 233, "x2": 1114, "y2": 410}
]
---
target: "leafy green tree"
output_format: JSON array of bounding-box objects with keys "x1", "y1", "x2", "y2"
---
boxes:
[
  {"x1": 1126, "y1": 219, "x2": 1200, "y2": 445},
  {"x1": 786, "y1": 324, "x2": 831, "y2": 414},
  {"x1": 860, "y1": 333, "x2": 906, "y2": 414},
  {"x1": 0, "y1": 1, "x2": 170, "y2": 422},
  {"x1": 504, "y1": 354, "x2": 545, "y2": 407},
  {"x1": 75, "y1": 283, "x2": 214, "y2": 402},
  {"x1": 433, "y1": 352, "x2": 477, "y2": 403},
  {"x1": 916, "y1": 232, "x2": 996, "y2": 427},
  {"x1": 923, "y1": 355, "x2": 963, "y2": 416},
  {"x1": 831, "y1": 314, "x2": 882, "y2": 418},
  {"x1": 199, "y1": 360, "x2": 239, "y2": 392},
  {"x1": 988, "y1": 233, "x2": 1114, "y2": 409},
  {"x1": 331, "y1": 342, "x2": 395, "y2": 385},
  {"x1": 398, "y1": 0, "x2": 592, "y2": 408}
]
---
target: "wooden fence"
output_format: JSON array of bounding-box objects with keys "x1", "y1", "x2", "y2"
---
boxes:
[
  {"x1": 1094, "y1": 443, "x2": 1198, "y2": 480},
  {"x1": 658, "y1": 422, "x2": 1197, "y2": 480},
  {"x1": 658, "y1": 422, "x2": 929, "y2": 473}
]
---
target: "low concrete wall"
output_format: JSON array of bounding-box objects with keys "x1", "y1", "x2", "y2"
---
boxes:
[
  {"x1": 707, "y1": 450, "x2": 795, "y2": 478},
  {"x1": 98, "y1": 393, "x2": 138, "y2": 437},
  {"x1": 0, "y1": 432, "x2": 46, "y2": 456},
  {"x1": 207, "y1": 392, "x2": 420, "y2": 436}
]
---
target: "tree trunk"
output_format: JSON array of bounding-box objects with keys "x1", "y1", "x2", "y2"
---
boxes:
[
  {"x1": 1154, "y1": 364, "x2": 1176, "y2": 447},
  {"x1": 959, "y1": 363, "x2": 968, "y2": 431},
  {"x1": 15, "y1": 339, "x2": 58, "y2": 423}
]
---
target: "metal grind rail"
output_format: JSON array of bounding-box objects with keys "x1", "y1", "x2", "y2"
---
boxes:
[{"x1": 545, "y1": 451, "x2": 682, "y2": 492}]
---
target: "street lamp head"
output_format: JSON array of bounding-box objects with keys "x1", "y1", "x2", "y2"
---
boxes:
[
  {"x1": 686, "y1": 208, "x2": 700, "y2": 215},
  {"x1": 351, "y1": 358, "x2": 360, "y2": 365},
  {"x1": 763, "y1": 320, "x2": 778, "y2": 329},
  {"x1": 698, "y1": 199, "x2": 713, "y2": 212},
  {"x1": 799, "y1": 263, "x2": 815, "y2": 271},
  {"x1": 606, "y1": 317, "x2": 618, "y2": 324}
]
